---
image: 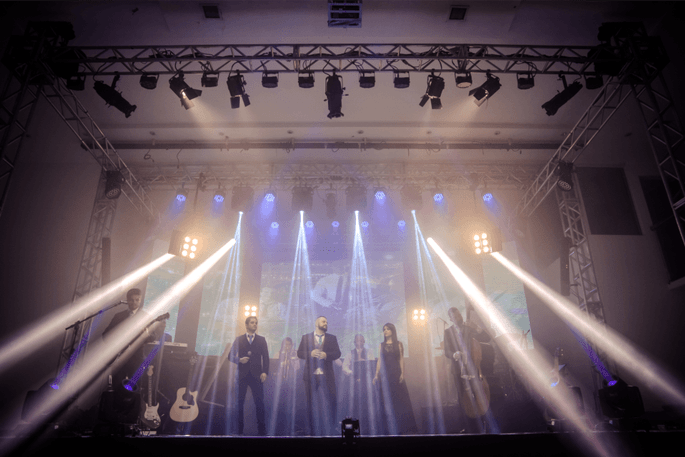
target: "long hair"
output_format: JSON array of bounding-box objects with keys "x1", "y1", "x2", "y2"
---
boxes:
[{"x1": 382, "y1": 322, "x2": 400, "y2": 354}]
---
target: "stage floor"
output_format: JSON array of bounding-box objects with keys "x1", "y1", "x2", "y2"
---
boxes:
[{"x1": 4, "y1": 431, "x2": 684, "y2": 457}]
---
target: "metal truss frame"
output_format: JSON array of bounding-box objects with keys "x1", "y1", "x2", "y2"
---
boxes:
[
  {"x1": 556, "y1": 184, "x2": 615, "y2": 415},
  {"x1": 51, "y1": 42, "x2": 624, "y2": 77},
  {"x1": 128, "y1": 161, "x2": 543, "y2": 192}
]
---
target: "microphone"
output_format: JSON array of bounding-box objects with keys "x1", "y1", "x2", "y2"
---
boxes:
[{"x1": 437, "y1": 317, "x2": 449, "y2": 325}]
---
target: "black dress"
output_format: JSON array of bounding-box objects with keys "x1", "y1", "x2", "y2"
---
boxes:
[{"x1": 377, "y1": 342, "x2": 417, "y2": 435}]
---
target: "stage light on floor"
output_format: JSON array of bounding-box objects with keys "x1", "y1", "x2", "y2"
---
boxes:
[
  {"x1": 227, "y1": 71, "x2": 250, "y2": 108},
  {"x1": 393, "y1": 71, "x2": 410, "y2": 89},
  {"x1": 261, "y1": 71, "x2": 279, "y2": 88},
  {"x1": 469, "y1": 72, "x2": 501, "y2": 106},
  {"x1": 105, "y1": 170, "x2": 124, "y2": 199},
  {"x1": 542, "y1": 75, "x2": 582, "y2": 116},
  {"x1": 455, "y1": 71, "x2": 472, "y2": 88},
  {"x1": 94, "y1": 73, "x2": 137, "y2": 118},
  {"x1": 341, "y1": 417, "x2": 360, "y2": 443},
  {"x1": 139, "y1": 73, "x2": 159, "y2": 90},
  {"x1": 169, "y1": 71, "x2": 202, "y2": 109},
  {"x1": 298, "y1": 72, "x2": 315, "y2": 88},
  {"x1": 556, "y1": 161, "x2": 574, "y2": 191},
  {"x1": 325, "y1": 71, "x2": 345, "y2": 119},
  {"x1": 201, "y1": 71, "x2": 219, "y2": 87}
]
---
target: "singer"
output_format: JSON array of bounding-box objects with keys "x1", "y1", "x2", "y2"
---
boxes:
[{"x1": 228, "y1": 316, "x2": 269, "y2": 435}]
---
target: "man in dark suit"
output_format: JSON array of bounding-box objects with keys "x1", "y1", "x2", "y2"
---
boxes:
[
  {"x1": 297, "y1": 316, "x2": 341, "y2": 436},
  {"x1": 229, "y1": 316, "x2": 269, "y2": 435}
]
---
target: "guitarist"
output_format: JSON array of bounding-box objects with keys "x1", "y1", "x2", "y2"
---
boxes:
[
  {"x1": 229, "y1": 316, "x2": 270, "y2": 435},
  {"x1": 444, "y1": 304, "x2": 493, "y2": 433}
]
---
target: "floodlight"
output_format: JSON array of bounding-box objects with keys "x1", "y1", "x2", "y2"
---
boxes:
[
  {"x1": 325, "y1": 72, "x2": 345, "y2": 119},
  {"x1": 227, "y1": 71, "x2": 250, "y2": 108},
  {"x1": 305, "y1": 221, "x2": 314, "y2": 228},
  {"x1": 105, "y1": 170, "x2": 124, "y2": 199},
  {"x1": 469, "y1": 72, "x2": 501, "y2": 106},
  {"x1": 412, "y1": 309, "x2": 427, "y2": 324},
  {"x1": 201, "y1": 71, "x2": 219, "y2": 87},
  {"x1": 542, "y1": 75, "x2": 582, "y2": 116},
  {"x1": 213, "y1": 189, "x2": 226, "y2": 203},
  {"x1": 262, "y1": 72, "x2": 279, "y2": 88},
  {"x1": 393, "y1": 71, "x2": 410, "y2": 89},
  {"x1": 517, "y1": 72, "x2": 535, "y2": 90},
  {"x1": 168, "y1": 230, "x2": 201, "y2": 260},
  {"x1": 298, "y1": 72, "x2": 315, "y2": 88},
  {"x1": 139, "y1": 73, "x2": 159, "y2": 90},
  {"x1": 455, "y1": 71, "x2": 472, "y2": 88},
  {"x1": 374, "y1": 188, "x2": 386, "y2": 201},
  {"x1": 93, "y1": 73, "x2": 137, "y2": 118},
  {"x1": 473, "y1": 228, "x2": 502, "y2": 254},
  {"x1": 483, "y1": 192, "x2": 493, "y2": 202},
  {"x1": 264, "y1": 190, "x2": 276, "y2": 202},
  {"x1": 556, "y1": 161, "x2": 574, "y2": 191},
  {"x1": 359, "y1": 71, "x2": 375, "y2": 88},
  {"x1": 433, "y1": 192, "x2": 444, "y2": 203},
  {"x1": 420, "y1": 72, "x2": 445, "y2": 109},
  {"x1": 176, "y1": 189, "x2": 188, "y2": 202},
  {"x1": 169, "y1": 72, "x2": 202, "y2": 109}
]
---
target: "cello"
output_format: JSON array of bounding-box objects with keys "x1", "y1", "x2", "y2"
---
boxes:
[{"x1": 457, "y1": 308, "x2": 491, "y2": 418}]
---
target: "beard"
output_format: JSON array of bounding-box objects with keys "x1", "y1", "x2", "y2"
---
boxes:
[{"x1": 318, "y1": 324, "x2": 328, "y2": 333}]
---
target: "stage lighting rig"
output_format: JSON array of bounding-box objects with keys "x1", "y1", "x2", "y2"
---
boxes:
[
  {"x1": 201, "y1": 71, "x2": 219, "y2": 87},
  {"x1": 298, "y1": 72, "x2": 315, "y2": 88},
  {"x1": 227, "y1": 71, "x2": 250, "y2": 109},
  {"x1": 325, "y1": 72, "x2": 345, "y2": 119},
  {"x1": 169, "y1": 71, "x2": 202, "y2": 110},
  {"x1": 556, "y1": 161, "x2": 574, "y2": 191},
  {"x1": 469, "y1": 72, "x2": 501, "y2": 106},
  {"x1": 244, "y1": 305, "x2": 258, "y2": 317},
  {"x1": 168, "y1": 231, "x2": 202, "y2": 260},
  {"x1": 412, "y1": 309, "x2": 427, "y2": 324},
  {"x1": 517, "y1": 72, "x2": 535, "y2": 90},
  {"x1": 455, "y1": 71, "x2": 472, "y2": 88},
  {"x1": 262, "y1": 72, "x2": 279, "y2": 88},
  {"x1": 105, "y1": 170, "x2": 125, "y2": 199},
  {"x1": 419, "y1": 72, "x2": 445, "y2": 109},
  {"x1": 542, "y1": 75, "x2": 582, "y2": 116},
  {"x1": 473, "y1": 227, "x2": 502, "y2": 255},
  {"x1": 393, "y1": 71, "x2": 410, "y2": 89},
  {"x1": 359, "y1": 71, "x2": 375, "y2": 89},
  {"x1": 139, "y1": 73, "x2": 159, "y2": 90},
  {"x1": 93, "y1": 73, "x2": 137, "y2": 118}
]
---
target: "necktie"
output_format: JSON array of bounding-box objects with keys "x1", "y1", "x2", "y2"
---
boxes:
[
  {"x1": 248, "y1": 334, "x2": 254, "y2": 345},
  {"x1": 316, "y1": 334, "x2": 322, "y2": 347}
]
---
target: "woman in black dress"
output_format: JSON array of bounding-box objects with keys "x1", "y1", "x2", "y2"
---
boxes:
[{"x1": 373, "y1": 323, "x2": 417, "y2": 435}]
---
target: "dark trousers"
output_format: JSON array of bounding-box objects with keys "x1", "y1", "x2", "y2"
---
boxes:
[
  {"x1": 304, "y1": 377, "x2": 337, "y2": 436},
  {"x1": 237, "y1": 373, "x2": 266, "y2": 435}
]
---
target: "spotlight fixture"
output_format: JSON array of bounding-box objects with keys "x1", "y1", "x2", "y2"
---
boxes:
[
  {"x1": 469, "y1": 72, "x2": 501, "y2": 106},
  {"x1": 169, "y1": 71, "x2": 202, "y2": 110},
  {"x1": 325, "y1": 192, "x2": 336, "y2": 218},
  {"x1": 176, "y1": 188, "x2": 188, "y2": 202},
  {"x1": 359, "y1": 71, "x2": 375, "y2": 89},
  {"x1": 298, "y1": 72, "x2": 315, "y2": 88},
  {"x1": 542, "y1": 75, "x2": 582, "y2": 116},
  {"x1": 201, "y1": 71, "x2": 219, "y2": 87},
  {"x1": 483, "y1": 192, "x2": 493, "y2": 202},
  {"x1": 262, "y1": 71, "x2": 279, "y2": 88},
  {"x1": 412, "y1": 309, "x2": 427, "y2": 323},
  {"x1": 585, "y1": 74, "x2": 604, "y2": 90},
  {"x1": 598, "y1": 376, "x2": 644, "y2": 420},
  {"x1": 292, "y1": 186, "x2": 314, "y2": 212},
  {"x1": 105, "y1": 170, "x2": 124, "y2": 199},
  {"x1": 373, "y1": 187, "x2": 386, "y2": 201},
  {"x1": 227, "y1": 71, "x2": 250, "y2": 109},
  {"x1": 168, "y1": 231, "x2": 201, "y2": 260},
  {"x1": 244, "y1": 305, "x2": 258, "y2": 317},
  {"x1": 264, "y1": 190, "x2": 276, "y2": 202},
  {"x1": 214, "y1": 189, "x2": 226, "y2": 203},
  {"x1": 66, "y1": 75, "x2": 86, "y2": 91},
  {"x1": 346, "y1": 186, "x2": 367, "y2": 212},
  {"x1": 231, "y1": 186, "x2": 254, "y2": 212},
  {"x1": 473, "y1": 227, "x2": 503, "y2": 255},
  {"x1": 419, "y1": 72, "x2": 445, "y2": 109},
  {"x1": 271, "y1": 222, "x2": 279, "y2": 229},
  {"x1": 341, "y1": 417, "x2": 360, "y2": 443},
  {"x1": 305, "y1": 220, "x2": 314, "y2": 229},
  {"x1": 325, "y1": 72, "x2": 345, "y2": 119},
  {"x1": 433, "y1": 192, "x2": 444, "y2": 203},
  {"x1": 455, "y1": 71, "x2": 472, "y2": 88},
  {"x1": 517, "y1": 72, "x2": 535, "y2": 90},
  {"x1": 398, "y1": 220, "x2": 406, "y2": 228},
  {"x1": 93, "y1": 73, "x2": 137, "y2": 118},
  {"x1": 139, "y1": 73, "x2": 159, "y2": 90},
  {"x1": 393, "y1": 71, "x2": 410, "y2": 89},
  {"x1": 332, "y1": 221, "x2": 340, "y2": 228},
  {"x1": 401, "y1": 185, "x2": 423, "y2": 211},
  {"x1": 556, "y1": 161, "x2": 574, "y2": 191}
]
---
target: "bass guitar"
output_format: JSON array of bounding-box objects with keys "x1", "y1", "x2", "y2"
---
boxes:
[
  {"x1": 141, "y1": 365, "x2": 161, "y2": 429},
  {"x1": 170, "y1": 354, "x2": 199, "y2": 423}
]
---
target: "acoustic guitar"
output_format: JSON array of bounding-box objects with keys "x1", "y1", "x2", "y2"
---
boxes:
[{"x1": 170, "y1": 354, "x2": 199, "y2": 423}]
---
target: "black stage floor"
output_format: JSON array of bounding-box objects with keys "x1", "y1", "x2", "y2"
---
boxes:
[{"x1": 4, "y1": 431, "x2": 684, "y2": 457}]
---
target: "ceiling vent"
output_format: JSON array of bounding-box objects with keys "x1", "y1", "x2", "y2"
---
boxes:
[
  {"x1": 202, "y1": 4, "x2": 221, "y2": 19},
  {"x1": 449, "y1": 5, "x2": 468, "y2": 20},
  {"x1": 328, "y1": 1, "x2": 362, "y2": 28}
]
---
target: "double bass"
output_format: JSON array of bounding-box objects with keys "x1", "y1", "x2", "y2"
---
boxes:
[{"x1": 456, "y1": 310, "x2": 491, "y2": 418}]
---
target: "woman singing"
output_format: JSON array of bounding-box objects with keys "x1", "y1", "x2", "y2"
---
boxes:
[{"x1": 373, "y1": 323, "x2": 417, "y2": 435}]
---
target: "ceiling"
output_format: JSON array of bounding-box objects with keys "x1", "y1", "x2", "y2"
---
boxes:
[{"x1": 1, "y1": 1, "x2": 675, "y2": 170}]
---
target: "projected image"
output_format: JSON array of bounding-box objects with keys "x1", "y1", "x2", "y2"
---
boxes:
[{"x1": 258, "y1": 259, "x2": 407, "y2": 359}]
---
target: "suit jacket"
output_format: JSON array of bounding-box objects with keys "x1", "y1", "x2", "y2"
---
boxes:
[
  {"x1": 229, "y1": 333, "x2": 270, "y2": 379},
  {"x1": 444, "y1": 324, "x2": 491, "y2": 375},
  {"x1": 103, "y1": 309, "x2": 131, "y2": 339},
  {"x1": 297, "y1": 332, "x2": 341, "y2": 390}
]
